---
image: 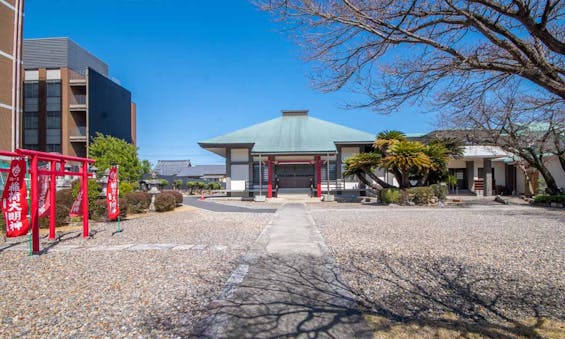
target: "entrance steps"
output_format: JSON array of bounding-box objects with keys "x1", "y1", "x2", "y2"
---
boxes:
[{"x1": 274, "y1": 188, "x2": 318, "y2": 202}]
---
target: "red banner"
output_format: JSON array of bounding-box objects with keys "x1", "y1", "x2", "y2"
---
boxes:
[
  {"x1": 38, "y1": 166, "x2": 50, "y2": 217},
  {"x1": 69, "y1": 187, "x2": 83, "y2": 217},
  {"x1": 1, "y1": 159, "x2": 30, "y2": 237},
  {"x1": 106, "y1": 166, "x2": 119, "y2": 220}
]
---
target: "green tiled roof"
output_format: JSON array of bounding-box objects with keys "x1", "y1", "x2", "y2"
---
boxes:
[{"x1": 199, "y1": 112, "x2": 375, "y2": 154}]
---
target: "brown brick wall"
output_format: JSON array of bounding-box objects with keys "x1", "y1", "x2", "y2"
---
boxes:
[{"x1": 0, "y1": 4, "x2": 15, "y2": 54}]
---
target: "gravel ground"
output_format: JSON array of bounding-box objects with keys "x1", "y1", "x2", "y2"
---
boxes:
[
  {"x1": 206, "y1": 199, "x2": 285, "y2": 210},
  {"x1": 311, "y1": 205, "x2": 565, "y2": 337},
  {"x1": 0, "y1": 208, "x2": 271, "y2": 337}
]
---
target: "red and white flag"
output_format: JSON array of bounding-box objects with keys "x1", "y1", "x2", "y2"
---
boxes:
[
  {"x1": 69, "y1": 186, "x2": 83, "y2": 217},
  {"x1": 106, "y1": 166, "x2": 120, "y2": 220},
  {"x1": 1, "y1": 159, "x2": 30, "y2": 237},
  {"x1": 38, "y1": 166, "x2": 50, "y2": 217}
]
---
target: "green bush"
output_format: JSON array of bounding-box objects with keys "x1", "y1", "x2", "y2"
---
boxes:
[
  {"x1": 57, "y1": 189, "x2": 75, "y2": 209},
  {"x1": 533, "y1": 194, "x2": 565, "y2": 204},
  {"x1": 430, "y1": 183, "x2": 448, "y2": 201},
  {"x1": 379, "y1": 188, "x2": 402, "y2": 204},
  {"x1": 154, "y1": 192, "x2": 176, "y2": 212},
  {"x1": 408, "y1": 186, "x2": 436, "y2": 205},
  {"x1": 208, "y1": 182, "x2": 222, "y2": 190},
  {"x1": 160, "y1": 179, "x2": 169, "y2": 188},
  {"x1": 119, "y1": 181, "x2": 134, "y2": 196},
  {"x1": 162, "y1": 190, "x2": 183, "y2": 205},
  {"x1": 186, "y1": 181, "x2": 197, "y2": 194},
  {"x1": 90, "y1": 198, "x2": 128, "y2": 221},
  {"x1": 125, "y1": 191, "x2": 151, "y2": 214}
]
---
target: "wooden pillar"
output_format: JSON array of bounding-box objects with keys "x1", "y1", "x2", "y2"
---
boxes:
[{"x1": 315, "y1": 155, "x2": 321, "y2": 197}]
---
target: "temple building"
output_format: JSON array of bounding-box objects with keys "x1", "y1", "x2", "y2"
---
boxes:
[{"x1": 199, "y1": 110, "x2": 564, "y2": 197}]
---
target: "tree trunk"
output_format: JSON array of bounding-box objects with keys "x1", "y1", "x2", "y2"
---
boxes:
[
  {"x1": 364, "y1": 169, "x2": 395, "y2": 189},
  {"x1": 520, "y1": 152, "x2": 561, "y2": 195},
  {"x1": 354, "y1": 172, "x2": 383, "y2": 191}
]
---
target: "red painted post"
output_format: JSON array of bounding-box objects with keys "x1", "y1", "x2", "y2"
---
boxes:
[
  {"x1": 48, "y1": 160, "x2": 56, "y2": 240},
  {"x1": 315, "y1": 156, "x2": 322, "y2": 198},
  {"x1": 267, "y1": 158, "x2": 273, "y2": 198},
  {"x1": 81, "y1": 162, "x2": 89, "y2": 237},
  {"x1": 30, "y1": 155, "x2": 40, "y2": 253}
]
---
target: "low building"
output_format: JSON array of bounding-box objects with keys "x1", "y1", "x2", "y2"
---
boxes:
[
  {"x1": 176, "y1": 165, "x2": 226, "y2": 182},
  {"x1": 199, "y1": 110, "x2": 564, "y2": 197},
  {"x1": 153, "y1": 160, "x2": 192, "y2": 176},
  {"x1": 22, "y1": 37, "x2": 136, "y2": 157},
  {"x1": 199, "y1": 110, "x2": 375, "y2": 197}
]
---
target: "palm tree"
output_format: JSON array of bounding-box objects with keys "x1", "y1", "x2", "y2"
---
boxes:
[
  {"x1": 381, "y1": 141, "x2": 432, "y2": 190},
  {"x1": 343, "y1": 152, "x2": 395, "y2": 190},
  {"x1": 374, "y1": 130, "x2": 406, "y2": 155}
]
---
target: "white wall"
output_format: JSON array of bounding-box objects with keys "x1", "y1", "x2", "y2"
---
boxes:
[
  {"x1": 341, "y1": 147, "x2": 360, "y2": 161},
  {"x1": 493, "y1": 161, "x2": 506, "y2": 186},
  {"x1": 231, "y1": 148, "x2": 249, "y2": 162},
  {"x1": 230, "y1": 164, "x2": 249, "y2": 191},
  {"x1": 546, "y1": 156, "x2": 565, "y2": 190}
]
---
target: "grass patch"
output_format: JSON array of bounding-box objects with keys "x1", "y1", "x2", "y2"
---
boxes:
[{"x1": 365, "y1": 314, "x2": 565, "y2": 338}]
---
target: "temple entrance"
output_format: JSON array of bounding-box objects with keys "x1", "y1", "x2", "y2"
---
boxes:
[{"x1": 275, "y1": 164, "x2": 314, "y2": 188}]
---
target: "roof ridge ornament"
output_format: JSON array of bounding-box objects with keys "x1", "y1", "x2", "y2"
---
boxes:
[{"x1": 282, "y1": 110, "x2": 308, "y2": 116}]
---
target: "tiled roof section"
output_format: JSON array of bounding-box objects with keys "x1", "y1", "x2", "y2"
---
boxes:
[
  {"x1": 153, "y1": 160, "x2": 192, "y2": 176},
  {"x1": 199, "y1": 112, "x2": 375, "y2": 154},
  {"x1": 409, "y1": 129, "x2": 498, "y2": 145},
  {"x1": 177, "y1": 165, "x2": 226, "y2": 177}
]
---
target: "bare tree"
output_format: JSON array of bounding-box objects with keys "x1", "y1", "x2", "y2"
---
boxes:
[{"x1": 256, "y1": 0, "x2": 565, "y2": 193}]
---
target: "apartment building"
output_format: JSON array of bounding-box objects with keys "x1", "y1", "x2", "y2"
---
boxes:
[
  {"x1": 22, "y1": 37, "x2": 136, "y2": 158},
  {"x1": 0, "y1": 0, "x2": 24, "y2": 151}
]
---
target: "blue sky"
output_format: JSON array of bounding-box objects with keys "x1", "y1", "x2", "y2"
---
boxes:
[{"x1": 24, "y1": 0, "x2": 438, "y2": 165}]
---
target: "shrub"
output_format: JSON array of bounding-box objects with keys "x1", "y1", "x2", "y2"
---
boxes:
[
  {"x1": 160, "y1": 179, "x2": 169, "y2": 188},
  {"x1": 408, "y1": 186, "x2": 437, "y2": 205},
  {"x1": 125, "y1": 191, "x2": 151, "y2": 214},
  {"x1": 119, "y1": 181, "x2": 134, "y2": 196},
  {"x1": 533, "y1": 194, "x2": 565, "y2": 204},
  {"x1": 186, "y1": 181, "x2": 197, "y2": 194},
  {"x1": 173, "y1": 179, "x2": 183, "y2": 190},
  {"x1": 430, "y1": 183, "x2": 448, "y2": 201},
  {"x1": 90, "y1": 198, "x2": 128, "y2": 221},
  {"x1": 57, "y1": 189, "x2": 75, "y2": 209},
  {"x1": 154, "y1": 192, "x2": 176, "y2": 212},
  {"x1": 379, "y1": 188, "x2": 402, "y2": 204},
  {"x1": 162, "y1": 190, "x2": 183, "y2": 205},
  {"x1": 208, "y1": 182, "x2": 222, "y2": 190}
]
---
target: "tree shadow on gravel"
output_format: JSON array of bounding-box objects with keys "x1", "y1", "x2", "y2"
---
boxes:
[{"x1": 144, "y1": 253, "x2": 564, "y2": 338}]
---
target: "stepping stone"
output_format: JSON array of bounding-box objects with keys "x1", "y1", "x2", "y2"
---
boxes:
[
  {"x1": 128, "y1": 244, "x2": 176, "y2": 251},
  {"x1": 172, "y1": 244, "x2": 194, "y2": 250}
]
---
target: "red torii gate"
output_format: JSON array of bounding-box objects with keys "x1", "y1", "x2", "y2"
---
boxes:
[{"x1": 0, "y1": 149, "x2": 95, "y2": 254}]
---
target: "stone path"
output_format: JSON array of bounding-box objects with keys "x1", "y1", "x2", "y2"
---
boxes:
[
  {"x1": 183, "y1": 197, "x2": 277, "y2": 213},
  {"x1": 194, "y1": 203, "x2": 372, "y2": 338},
  {"x1": 0, "y1": 243, "x2": 233, "y2": 253}
]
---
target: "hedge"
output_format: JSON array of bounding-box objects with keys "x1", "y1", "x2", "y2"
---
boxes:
[
  {"x1": 162, "y1": 190, "x2": 183, "y2": 205},
  {"x1": 154, "y1": 192, "x2": 176, "y2": 212},
  {"x1": 379, "y1": 188, "x2": 402, "y2": 204},
  {"x1": 125, "y1": 191, "x2": 152, "y2": 214},
  {"x1": 533, "y1": 194, "x2": 565, "y2": 204},
  {"x1": 90, "y1": 198, "x2": 128, "y2": 221}
]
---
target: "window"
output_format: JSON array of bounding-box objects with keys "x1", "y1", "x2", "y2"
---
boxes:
[
  {"x1": 321, "y1": 161, "x2": 337, "y2": 181},
  {"x1": 24, "y1": 112, "x2": 38, "y2": 129},
  {"x1": 24, "y1": 82, "x2": 38, "y2": 98},
  {"x1": 24, "y1": 82, "x2": 39, "y2": 112},
  {"x1": 46, "y1": 144, "x2": 61, "y2": 153},
  {"x1": 46, "y1": 129, "x2": 61, "y2": 145},
  {"x1": 24, "y1": 129, "x2": 38, "y2": 145},
  {"x1": 46, "y1": 111, "x2": 61, "y2": 129},
  {"x1": 46, "y1": 80, "x2": 61, "y2": 97},
  {"x1": 252, "y1": 162, "x2": 268, "y2": 185}
]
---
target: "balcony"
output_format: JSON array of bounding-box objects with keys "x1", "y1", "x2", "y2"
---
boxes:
[
  {"x1": 68, "y1": 73, "x2": 86, "y2": 86},
  {"x1": 69, "y1": 126, "x2": 87, "y2": 142},
  {"x1": 69, "y1": 94, "x2": 87, "y2": 111}
]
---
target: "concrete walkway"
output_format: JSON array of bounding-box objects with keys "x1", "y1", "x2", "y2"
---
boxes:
[
  {"x1": 194, "y1": 203, "x2": 372, "y2": 338},
  {"x1": 183, "y1": 197, "x2": 277, "y2": 213}
]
